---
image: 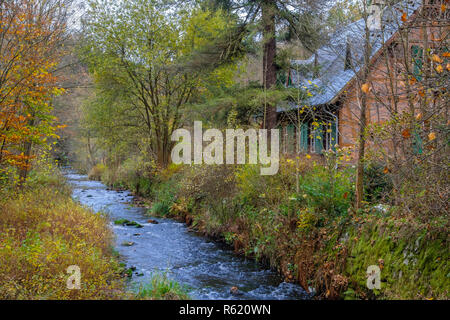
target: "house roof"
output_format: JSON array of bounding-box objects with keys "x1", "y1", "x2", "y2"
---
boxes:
[{"x1": 281, "y1": 0, "x2": 422, "y2": 111}]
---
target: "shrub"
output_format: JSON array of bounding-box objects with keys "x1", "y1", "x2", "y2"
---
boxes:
[
  {"x1": 151, "y1": 201, "x2": 170, "y2": 216},
  {"x1": 297, "y1": 163, "x2": 354, "y2": 217},
  {"x1": 0, "y1": 179, "x2": 125, "y2": 299},
  {"x1": 235, "y1": 158, "x2": 303, "y2": 208},
  {"x1": 363, "y1": 162, "x2": 393, "y2": 204},
  {"x1": 88, "y1": 163, "x2": 106, "y2": 181}
]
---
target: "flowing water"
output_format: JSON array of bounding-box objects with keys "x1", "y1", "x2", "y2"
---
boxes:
[{"x1": 66, "y1": 171, "x2": 309, "y2": 300}]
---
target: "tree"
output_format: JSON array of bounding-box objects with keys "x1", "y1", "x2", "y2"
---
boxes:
[
  {"x1": 81, "y1": 0, "x2": 239, "y2": 168},
  {"x1": 205, "y1": 0, "x2": 331, "y2": 129},
  {"x1": 0, "y1": 0, "x2": 69, "y2": 181}
]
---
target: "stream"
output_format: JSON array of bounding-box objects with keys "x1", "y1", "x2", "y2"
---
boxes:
[{"x1": 66, "y1": 171, "x2": 309, "y2": 300}]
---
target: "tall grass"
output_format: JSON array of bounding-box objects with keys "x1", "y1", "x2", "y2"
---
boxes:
[
  {"x1": 0, "y1": 167, "x2": 190, "y2": 300},
  {"x1": 0, "y1": 170, "x2": 125, "y2": 299}
]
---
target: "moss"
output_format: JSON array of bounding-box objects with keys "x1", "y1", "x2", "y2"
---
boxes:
[
  {"x1": 114, "y1": 219, "x2": 143, "y2": 228},
  {"x1": 344, "y1": 223, "x2": 449, "y2": 299}
]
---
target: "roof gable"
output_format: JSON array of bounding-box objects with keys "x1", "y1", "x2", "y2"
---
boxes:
[{"x1": 287, "y1": 0, "x2": 422, "y2": 108}]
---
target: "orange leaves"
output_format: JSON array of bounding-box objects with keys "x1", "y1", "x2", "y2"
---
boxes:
[
  {"x1": 401, "y1": 12, "x2": 407, "y2": 22},
  {"x1": 401, "y1": 128, "x2": 411, "y2": 139},
  {"x1": 361, "y1": 83, "x2": 370, "y2": 94},
  {"x1": 416, "y1": 113, "x2": 423, "y2": 121},
  {"x1": 428, "y1": 132, "x2": 436, "y2": 141},
  {"x1": 432, "y1": 54, "x2": 443, "y2": 64},
  {"x1": 441, "y1": 4, "x2": 447, "y2": 12},
  {"x1": 0, "y1": 0, "x2": 65, "y2": 171}
]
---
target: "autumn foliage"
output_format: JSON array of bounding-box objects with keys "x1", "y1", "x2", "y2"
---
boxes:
[{"x1": 0, "y1": 0, "x2": 66, "y2": 178}]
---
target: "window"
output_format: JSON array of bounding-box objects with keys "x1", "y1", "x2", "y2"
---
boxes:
[
  {"x1": 298, "y1": 122, "x2": 308, "y2": 153},
  {"x1": 280, "y1": 119, "x2": 338, "y2": 155}
]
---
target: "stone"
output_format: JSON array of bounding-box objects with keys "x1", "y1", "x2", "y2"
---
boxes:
[{"x1": 230, "y1": 286, "x2": 241, "y2": 296}]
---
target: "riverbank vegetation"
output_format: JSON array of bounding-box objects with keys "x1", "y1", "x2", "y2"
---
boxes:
[
  {"x1": 0, "y1": 157, "x2": 190, "y2": 300},
  {"x1": 94, "y1": 150, "x2": 448, "y2": 300}
]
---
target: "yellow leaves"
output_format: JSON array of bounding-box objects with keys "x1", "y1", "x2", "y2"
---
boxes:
[
  {"x1": 416, "y1": 113, "x2": 423, "y2": 121},
  {"x1": 435, "y1": 64, "x2": 443, "y2": 73},
  {"x1": 361, "y1": 83, "x2": 370, "y2": 94},
  {"x1": 428, "y1": 132, "x2": 436, "y2": 141},
  {"x1": 306, "y1": 154, "x2": 311, "y2": 159}
]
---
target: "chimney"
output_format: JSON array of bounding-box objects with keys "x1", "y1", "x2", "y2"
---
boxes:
[
  {"x1": 367, "y1": 0, "x2": 384, "y2": 31},
  {"x1": 345, "y1": 37, "x2": 352, "y2": 70}
]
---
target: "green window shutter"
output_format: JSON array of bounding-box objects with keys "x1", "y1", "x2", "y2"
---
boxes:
[
  {"x1": 287, "y1": 124, "x2": 295, "y2": 153},
  {"x1": 412, "y1": 45, "x2": 423, "y2": 81},
  {"x1": 300, "y1": 122, "x2": 308, "y2": 152},
  {"x1": 287, "y1": 70, "x2": 292, "y2": 87},
  {"x1": 331, "y1": 121, "x2": 337, "y2": 152},
  {"x1": 412, "y1": 131, "x2": 423, "y2": 154},
  {"x1": 314, "y1": 125, "x2": 324, "y2": 154}
]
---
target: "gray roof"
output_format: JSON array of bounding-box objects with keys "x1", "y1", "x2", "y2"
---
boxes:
[{"x1": 281, "y1": 0, "x2": 422, "y2": 110}]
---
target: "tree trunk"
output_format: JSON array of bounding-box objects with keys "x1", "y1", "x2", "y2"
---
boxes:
[
  {"x1": 355, "y1": 5, "x2": 371, "y2": 210},
  {"x1": 19, "y1": 140, "x2": 32, "y2": 183},
  {"x1": 261, "y1": 0, "x2": 277, "y2": 129}
]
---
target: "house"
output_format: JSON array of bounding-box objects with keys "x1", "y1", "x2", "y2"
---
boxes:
[{"x1": 277, "y1": 0, "x2": 448, "y2": 156}]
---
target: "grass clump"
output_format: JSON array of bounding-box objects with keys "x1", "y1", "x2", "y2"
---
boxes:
[{"x1": 136, "y1": 273, "x2": 190, "y2": 300}]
